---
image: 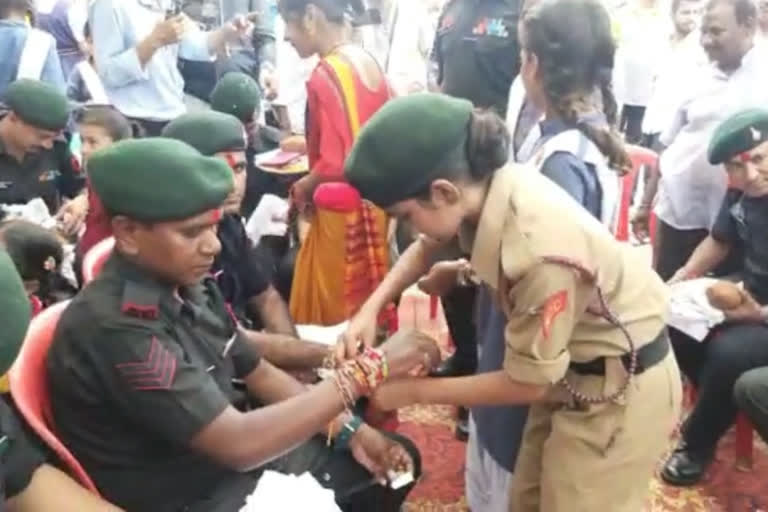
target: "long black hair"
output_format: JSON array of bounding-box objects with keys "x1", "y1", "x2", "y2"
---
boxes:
[
  {"x1": 278, "y1": 0, "x2": 366, "y2": 23},
  {"x1": 522, "y1": 0, "x2": 630, "y2": 174}
]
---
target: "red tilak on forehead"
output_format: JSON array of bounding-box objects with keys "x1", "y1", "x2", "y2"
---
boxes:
[
  {"x1": 739, "y1": 151, "x2": 752, "y2": 163},
  {"x1": 225, "y1": 153, "x2": 238, "y2": 172},
  {"x1": 210, "y1": 208, "x2": 223, "y2": 222}
]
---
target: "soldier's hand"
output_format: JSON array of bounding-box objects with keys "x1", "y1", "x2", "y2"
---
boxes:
[
  {"x1": 630, "y1": 205, "x2": 651, "y2": 242},
  {"x1": 417, "y1": 260, "x2": 463, "y2": 296},
  {"x1": 723, "y1": 289, "x2": 764, "y2": 323},
  {"x1": 379, "y1": 329, "x2": 441, "y2": 379},
  {"x1": 348, "y1": 425, "x2": 414, "y2": 482}
]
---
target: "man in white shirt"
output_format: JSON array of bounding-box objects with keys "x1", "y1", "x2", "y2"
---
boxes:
[
  {"x1": 641, "y1": 0, "x2": 706, "y2": 148},
  {"x1": 632, "y1": 0, "x2": 768, "y2": 281},
  {"x1": 88, "y1": 0, "x2": 249, "y2": 135},
  {"x1": 612, "y1": 0, "x2": 671, "y2": 143},
  {"x1": 355, "y1": 0, "x2": 434, "y2": 96}
]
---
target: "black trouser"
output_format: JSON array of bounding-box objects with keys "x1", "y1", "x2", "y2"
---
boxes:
[
  {"x1": 442, "y1": 284, "x2": 479, "y2": 371},
  {"x1": 671, "y1": 324, "x2": 768, "y2": 453},
  {"x1": 188, "y1": 433, "x2": 421, "y2": 512},
  {"x1": 654, "y1": 219, "x2": 742, "y2": 281},
  {"x1": 734, "y1": 367, "x2": 768, "y2": 444},
  {"x1": 620, "y1": 105, "x2": 646, "y2": 145}
]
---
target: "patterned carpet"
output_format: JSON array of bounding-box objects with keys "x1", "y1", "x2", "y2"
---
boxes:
[{"x1": 396, "y1": 292, "x2": 768, "y2": 512}]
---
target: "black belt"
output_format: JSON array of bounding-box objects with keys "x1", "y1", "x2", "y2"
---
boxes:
[{"x1": 569, "y1": 329, "x2": 670, "y2": 376}]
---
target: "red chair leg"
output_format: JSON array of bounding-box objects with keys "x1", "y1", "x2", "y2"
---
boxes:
[
  {"x1": 735, "y1": 413, "x2": 754, "y2": 471},
  {"x1": 429, "y1": 295, "x2": 438, "y2": 320}
]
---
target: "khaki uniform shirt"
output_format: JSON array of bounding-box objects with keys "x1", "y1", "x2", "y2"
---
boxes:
[{"x1": 458, "y1": 165, "x2": 667, "y2": 387}]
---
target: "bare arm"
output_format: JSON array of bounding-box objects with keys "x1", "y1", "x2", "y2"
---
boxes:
[
  {"x1": 7, "y1": 465, "x2": 123, "y2": 512},
  {"x1": 190, "y1": 367, "x2": 355, "y2": 471},
  {"x1": 241, "y1": 329, "x2": 329, "y2": 370},
  {"x1": 374, "y1": 372, "x2": 549, "y2": 411},
  {"x1": 359, "y1": 235, "x2": 443, "y2": 316},
  {"x1": 249, "y1": 286, "x2": 297, "y2": 336},
  {"x1": 676, "y1": 235, "x2": 731, "y2": 280}
]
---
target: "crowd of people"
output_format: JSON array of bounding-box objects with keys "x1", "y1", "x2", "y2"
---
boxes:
[{"x1": 0, "y1": 0, "x2": 767, "y2": 511}]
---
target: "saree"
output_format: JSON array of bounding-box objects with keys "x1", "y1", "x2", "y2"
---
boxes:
[{"x1": 289, "y1": 49, "x2": 392, "y2": 326}]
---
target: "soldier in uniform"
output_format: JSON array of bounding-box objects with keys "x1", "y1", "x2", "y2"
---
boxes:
[
  {"x1": 662, "y1": 109, "x2": 768, "y2": 485},
  {"x1": 163, "y1": 111, "x2": 331, "y2": 369},
  {"x1": 0, "y1": 79, "x2": 83, "y2": 221},
  {"x1": 46, "y1": 137, "x2": 437, "y2": 511},
  {"x1": 0, "y1": 250, "x2": 121, "y2": 511},
  {"x1": 339, "y1": 93, "x2": 682, "y2": 511}
]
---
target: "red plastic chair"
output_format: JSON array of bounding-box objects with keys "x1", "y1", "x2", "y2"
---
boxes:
[
  {"x1": 82, "y1": 236, "x2": 114, "y2": 284},
  {"x1": 687, "y1": 384, "x2": 754, "y2": 470},
  {"x1": 9, "y1": 301, "x2": 101, "y2": 493},
  {"x1": 616, "y1": 145, "x2": 659, "y2": 243}
]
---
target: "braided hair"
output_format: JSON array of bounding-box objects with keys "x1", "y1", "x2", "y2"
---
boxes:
[{"x1": 522, "y1": 0, "x2": 631, "y2": 175}]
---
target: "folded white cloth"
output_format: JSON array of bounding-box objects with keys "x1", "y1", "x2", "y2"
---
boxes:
[
  {"x1": 239, "y1": 471, "x2": 341, "y2": 512},
  {"x1": 296, "y1": 321, "x2": 350, "y2": 346},
  {"x1": 245, "y1": 194, "x2": 290, "y2": 245},
  {"x1": 667, "y1": 278, "x2": 727, "y2": 342}
]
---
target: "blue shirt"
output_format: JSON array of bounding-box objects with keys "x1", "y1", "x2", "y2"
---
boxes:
[
  {"x1": 89, "y1": 0, "x2": 214, "y2": 121},
  {"x1": 0, "y1": 20, "x2": 66, "y2": 99},
  {"x1": 538, "y1": 118, "x2": 602, "y2": 218}
]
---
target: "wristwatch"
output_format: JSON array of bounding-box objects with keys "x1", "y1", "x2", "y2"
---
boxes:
[{"x1": 334, "y1": 415, "x2": 363, "y2": 452}]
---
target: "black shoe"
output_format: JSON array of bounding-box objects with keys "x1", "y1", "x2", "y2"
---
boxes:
[
  {"x1": 430, "y1": 354, "x2": 477, "y2": 378},
  {"x1": 455, "y1": 407, "x2": 469, "y2": 442},
  {"x1": 661, "y1": 443, "x2": 714, "y2": 486}
]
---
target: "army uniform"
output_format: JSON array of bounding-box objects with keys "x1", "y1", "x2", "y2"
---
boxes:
[
  {"x1": 663, "y1": 110, "x2": 768, "y2": 485},
  {"x1": 46, "y1": 138, "x2": 419, "y2": 511},
  {"x1": 0, "y1": 80, "x2": 82, "y2": 215},
  {"x1": 0, "y1": 249, "x2": 41, "y2": 504},
  {"x1": 346, "y1": 94, "x2": 682, "y2": 511}
]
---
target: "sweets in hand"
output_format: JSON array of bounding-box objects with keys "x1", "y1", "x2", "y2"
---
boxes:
[{"x1": 706, "y1": 281, "x2": 744, "y2": 311}]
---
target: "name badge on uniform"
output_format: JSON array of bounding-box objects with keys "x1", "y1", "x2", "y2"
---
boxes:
[
  {"x1": 0, "y1": 181, "x2": 12, "y2": 190},
  {"x1": 38, "y1": 170, "x2": 60, "y2": 183}
]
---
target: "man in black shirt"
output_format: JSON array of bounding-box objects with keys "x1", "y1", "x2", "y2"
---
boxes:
[
  {"x1": 0, "y1": 80, "x2": 82, "y2": 218},
  {"x1": 47, "y1": 137, "x2": 433, "y2": 511},
  {"x1": 662, "y1": 109, "x2": 768, "y2": 486},
  {"x1": 163, "y1": 111, "x2": 297, "y2": 336},
  {"x1": 431, "y1": 0, "x2": 521, "y2": 115}
]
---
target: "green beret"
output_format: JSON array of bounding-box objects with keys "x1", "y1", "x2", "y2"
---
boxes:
[
  {"x1": 5, "y1": 79, "x2": 70, "y2": 131},
  {"x1": 210, "y1": 72, "x2": 261, "y2": 123},
  {"x1": 708, "y1": 108, "x2": 768, "y2": 165},
  {"x1": 162, "y1": 111, "x2": 247, "y2": 156},
  {"x1": 345, "y1": 94, "x2": 473, "y2": 208},
  {"x1": 0, "y1": 251, "x2": 31, "y2": 375},
  {"x1": 89, "y1": 138, "x2": 234, "y2": 222}
]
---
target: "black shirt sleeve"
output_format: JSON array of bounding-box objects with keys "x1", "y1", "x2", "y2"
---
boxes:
[
  {"x1": 84, "y1": 324, "x2": 231, "y2": 444},
  {"x1": 711, "y1": 189, "x2": 742, "y2": 245},
  {"x1": 0, "y1": 397, "x2": 47, "y2": 499}
]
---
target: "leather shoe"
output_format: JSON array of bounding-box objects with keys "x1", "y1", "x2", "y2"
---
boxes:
[
  {"x1": 430, "y1": 354, "x2": 477, "y2": 378},
  {"x1": 661, "y1": 443, "x2": 714, "y2": 486}
]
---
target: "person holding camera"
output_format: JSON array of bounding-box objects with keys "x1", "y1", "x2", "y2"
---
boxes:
[{"x1": 88, "y1": 0, "x2": 252, "y2": 135}]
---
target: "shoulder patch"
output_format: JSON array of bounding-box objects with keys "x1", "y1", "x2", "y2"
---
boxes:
[
  {"x1": 120, "y1": 281, "x2": 160, "y2": 320},
  {"x1": 541, "y1": 290, "x2": 568, "y2": 339}
]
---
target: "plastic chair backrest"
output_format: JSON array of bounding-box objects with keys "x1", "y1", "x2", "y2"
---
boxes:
[
  {"x1": 8, "y1": 301, "x2": 101, "y2": 494},
  {"x1": 82, "y1": 237, "x2": 114, "y2": 284},
  {"x1": 615, "y1": 145, "x2": 659, "y2": 242}
]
